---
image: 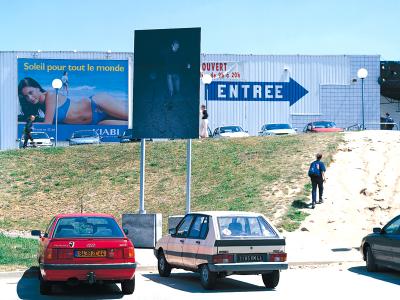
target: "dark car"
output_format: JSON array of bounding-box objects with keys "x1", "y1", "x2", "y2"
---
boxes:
[
  {"x1": 360, "y1": 214, "x2": 400, "y2": 272},
  {"x1": 118, "y1": 129, "x2": 139, "y2": 143},
  {"x1": 303, "y1": 121, "x2": 343, "y2": 133}
]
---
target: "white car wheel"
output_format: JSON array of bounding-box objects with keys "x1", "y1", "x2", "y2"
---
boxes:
[
  {"x1": 200, "y1": 264, "x2": 217, "y2": 290},
  {"x1": 262, "y1": 270, "x2": 280, "y2": 288}
]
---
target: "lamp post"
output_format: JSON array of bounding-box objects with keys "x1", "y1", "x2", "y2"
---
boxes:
[
  {"x1": 201, "y1": 73, "x2": 212, "y2": 108},
  {"x1": 357, "y1": 68, "x2": 368, "y2": 130},
  {"x1": 51, "y1": 79, "x2": 62, "y2": 146}
]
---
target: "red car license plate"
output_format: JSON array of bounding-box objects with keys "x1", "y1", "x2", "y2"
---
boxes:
[{"x1": 75, "y1": 249, "x2": 106, "y2": 258}]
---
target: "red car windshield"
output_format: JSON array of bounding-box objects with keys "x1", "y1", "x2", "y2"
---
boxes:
[
  {"x1": 312, "y1": 121, "x2": 337, "y2": 128},
  {"x1": 53, "y1": 217, "x2": 124, "y2": 238}
]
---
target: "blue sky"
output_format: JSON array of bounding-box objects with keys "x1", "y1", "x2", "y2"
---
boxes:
[{"x1": 1, "y1": 0, "x2": 399, "y2": 60}]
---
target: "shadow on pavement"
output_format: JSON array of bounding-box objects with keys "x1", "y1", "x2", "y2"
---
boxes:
[
  {"x1": 348, "y1": 266, "x2": 400, "y2": 285},
  {"x1": 142, "y1": 272, "x2": 271, "y2": 293},
  {"x1": 16, "y1": 267, "x2": 124, "y2": 299}
]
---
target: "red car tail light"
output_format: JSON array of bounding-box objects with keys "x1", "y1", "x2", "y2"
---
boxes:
[
  {"x1": 45, "y1": 248, "x2": 54, "y2": 260},
  {"x1": 212, "y1": 254, "x2": 234, "y2": 264},
  {"x1": 124, "y1": 246, "x2": 135, "y2": 258},
  {"x1": 57, "y1": 249, "x2": 74, "y2": 259},
  {"x1": 269, "y1": 252, "x2": 287, "y2": 262},
  {"x1": 107, "y1": 248, "x2": 124, "y2": 259}
]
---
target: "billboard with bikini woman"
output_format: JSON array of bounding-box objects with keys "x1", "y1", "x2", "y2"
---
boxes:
[{"x1": 17, "y1": 58, "x2": 128, "y2": 142}]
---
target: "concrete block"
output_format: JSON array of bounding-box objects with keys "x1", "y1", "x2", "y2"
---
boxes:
[
  {"x1": 122, "y1": 213, "x2": 162, "y2": 248},
  {"x1": 168, "y1": 215, "x2": 184, "y2": 231}
]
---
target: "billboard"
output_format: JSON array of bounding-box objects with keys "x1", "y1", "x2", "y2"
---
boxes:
[
  {"x1": 132, "y1": 28, "x2": 201, "y2": 139},
  {"x1": 17, "y1": 58, "x2": 129, "y2": 141}
]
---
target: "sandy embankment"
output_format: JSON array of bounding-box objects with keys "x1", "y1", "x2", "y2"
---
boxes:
[{"x1": 286, "y1": 130, "x2": 400, "y2": 262}]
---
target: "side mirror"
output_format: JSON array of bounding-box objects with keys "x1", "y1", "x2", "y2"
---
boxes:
[
  {"x1": 123, "y1": 228, "x2": 129, "y2": 235},
  {"x1": 31, "y1": 230, "x2": 41, "y2": 237},
  {"x1": 169, "y1": 228, "x2": 176, "y2": 235},
  {"x1": 50, "y1": 137, "x2": 54, "y2": 140},
  {"x1": 373, "y1": 227, "x2": 382, "y2": 234}
]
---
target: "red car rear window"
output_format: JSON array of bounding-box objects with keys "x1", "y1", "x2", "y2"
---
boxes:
[{"x1": 53, "y1": 217, "x2": 124, "y2": 238}]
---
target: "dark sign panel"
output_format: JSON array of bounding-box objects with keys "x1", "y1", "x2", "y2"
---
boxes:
[{"x1": 132, "y1": 28, "x2": 201, "y2": 139}]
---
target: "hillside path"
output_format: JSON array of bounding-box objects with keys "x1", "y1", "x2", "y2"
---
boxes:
[{"x1": 285, "y1": 130, "x2": 400, "y2": 263}]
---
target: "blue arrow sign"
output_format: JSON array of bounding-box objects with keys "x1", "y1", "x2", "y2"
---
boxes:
[{"x1": 205, "y1": 77, "x2": 308, "y2": 106}]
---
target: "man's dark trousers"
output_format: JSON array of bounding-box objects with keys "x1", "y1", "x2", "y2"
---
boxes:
[
  {"x1": 23, "y1": 133, "x2": 33, "y2": 148},
  {"x1": 311, "y1": 176, "x2": 324, "y2": 205}
]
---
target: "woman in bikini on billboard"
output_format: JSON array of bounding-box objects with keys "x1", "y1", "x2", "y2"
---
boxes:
[{"x1": 18, "y1": 77, "x2": 128, "y2": 125}]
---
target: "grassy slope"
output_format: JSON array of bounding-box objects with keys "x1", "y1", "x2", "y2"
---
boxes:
[
  {"x1": 0, "y1": 234, "x2": 37, "y2": 268},
  {"x1": 0, "y1": 133, "x2": 342, "y2": 234}
]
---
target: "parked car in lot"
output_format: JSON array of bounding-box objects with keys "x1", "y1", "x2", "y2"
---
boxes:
[
  {"x1": 213, "y1": 126, "x2": 250, "y2": 138},
  {"x1": 360, "y1": 214, "x2": 400, "y2": 272},
  {"x1": 258, "y1": 123, "x2": 297, "y2": 136},
  {"x1": 154, "y1": 211, "x2": 287, "y2": 290},
  {"x1": 118, "y1": 129, "x2": 139, "y2": 143},
  {"x1": 303, "y1": 121, "x2": 343, "y2": 133},
  {"x1": 31, "y1": 213, "x2": 136, "y2": 295},
  {"x1": 18, "y1": 132, "x2": 54, "y2": 148},
  {"x1": 68, "y1": 130, "x2": 101, "y2": 146}
]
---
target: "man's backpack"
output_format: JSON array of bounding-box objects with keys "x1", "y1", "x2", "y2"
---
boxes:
[{"x1": 308, "y1": 161, "x2": 320, "y2": 177}]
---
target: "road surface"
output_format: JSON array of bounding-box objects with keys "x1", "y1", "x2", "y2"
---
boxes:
[{"x1": 1, "y1": 263, "x2": 399, "y2": 300}]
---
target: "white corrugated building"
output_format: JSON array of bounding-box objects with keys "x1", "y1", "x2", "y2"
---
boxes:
[{"x1": 0, "y1": 51, "x2": 380, "y2": 149}]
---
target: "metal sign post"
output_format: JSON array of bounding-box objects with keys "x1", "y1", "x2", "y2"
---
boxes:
[
  {"x1": 139, "y1": 139, "x2": 146, "y2": 214},
  {"x1": 185, "y1": 139, "x2": 192, "y2": 214}
]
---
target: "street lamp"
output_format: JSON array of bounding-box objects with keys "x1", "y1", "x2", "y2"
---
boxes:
[
  {"x1": 357, "y1": 68, "x2": 368, "y2": 130},
  {"x1": 201, "y1": 73, "x2": 212, "y2": 108},
  {"x1": 51, "y1": 79, "x2": 62, "y2": 146}
]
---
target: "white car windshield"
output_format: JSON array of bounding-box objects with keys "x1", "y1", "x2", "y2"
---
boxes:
[
  {"x1": 217, "y1": 216, "x2": 278, "y2": 239},
  {"x1": 31, "y1": 133, "x2": 49, "y2": 139},
  {"x1": 220, "y1": 126, "x2": 243, "y2": 133},
  {"x1": 265, "y1": 124, "x2": 292, "y2": 130},
  {"x1": 73, "y1": 131, "x2": 98, "y2": 138}
]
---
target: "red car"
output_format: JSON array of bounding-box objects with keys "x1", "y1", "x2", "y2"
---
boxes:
[
  {"x1": 31, "y1": 213, "x2": 136, "y2": 295},
  {"x1": 303, "y1": 121, "x2": 343, "y2": 133}
]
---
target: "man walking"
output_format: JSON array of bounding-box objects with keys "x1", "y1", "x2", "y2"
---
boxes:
[
  {"x1": 308, "y1": 153, "x2": 326, "y2": 209},
  {"x1": 23, "y1": 115, "x2": 35, "y2": 148}
]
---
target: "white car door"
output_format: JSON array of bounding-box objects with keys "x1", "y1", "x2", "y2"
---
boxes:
[
  {"x1": 182, "y1": 215, "x2": 209, "y2": 268},
  {"x1": 167, "y1": 214, "x2": 195, "y2": 266}
]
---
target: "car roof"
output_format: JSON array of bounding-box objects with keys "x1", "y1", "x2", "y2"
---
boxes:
[
  {"x1": 54, "y1": 213, "x2": 115, "y2": 219},
  {"x1": 189, "y1": 211, "x2": 262, "y2": 217},
  {"x1": 218, "y1": 125, "x2": 242, "y2": 128},
  {"x1": 264, "y1": 123, "x2": 291, "y2": 125}
]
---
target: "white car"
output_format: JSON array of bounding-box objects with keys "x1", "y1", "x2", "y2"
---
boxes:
[
  {"x1": 154, "y1": 211, "x2": 287, "y2": 290},
  {"x1": 258, "y1": 123, "x2": 297, "y2": 136},
  {"x1": 213, "y1": 126, "x2": 249, "y2": 138},
  {"x1": 68, "y1": 130, "x2": 101, "y2": 146},
  {"x1": 18, "y1": 132, "x2": 54, "y2": 148}
]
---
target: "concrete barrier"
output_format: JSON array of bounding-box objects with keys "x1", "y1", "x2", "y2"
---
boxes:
[{"x1": 122, "y1": 213, "x2": 162, "y2": 248}]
